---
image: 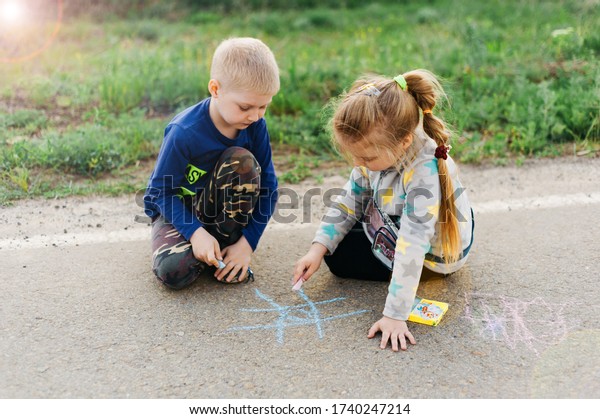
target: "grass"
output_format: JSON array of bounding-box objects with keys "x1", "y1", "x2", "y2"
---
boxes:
[{"x1": 1, "y1": 0, "x2": 599, "y2": 203}]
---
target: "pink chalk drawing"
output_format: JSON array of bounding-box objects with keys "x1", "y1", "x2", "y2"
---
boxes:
[{"x1": 463, "y1": 293, "x2": 572, "y2": 355}]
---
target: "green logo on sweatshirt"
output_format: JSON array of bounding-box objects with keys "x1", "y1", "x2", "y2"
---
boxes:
[{"x1": 186, "y1": 164, "x2": 207, "y2": 184}]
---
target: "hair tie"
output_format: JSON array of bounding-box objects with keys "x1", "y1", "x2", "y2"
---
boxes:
[
  {"x1": 355, "y1": 82, "x2": 381, "y2": 97},
  {"x1": 422, "y1": 109, "x2": 432, "y2": 114},
  {"x1": 434, "y1": 145, "x2": 451, "y2": 160},
  {"x1": 393, "y1": 74, "x2": 407, "y2": 91}
]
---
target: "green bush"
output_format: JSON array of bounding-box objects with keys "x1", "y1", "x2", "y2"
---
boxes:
[
  {"x1": 1, "y1": 110, "x2": 166, "y2": 176},
  {"x1": 0, "y1": 109, "x2": 48, "y2": 131}
]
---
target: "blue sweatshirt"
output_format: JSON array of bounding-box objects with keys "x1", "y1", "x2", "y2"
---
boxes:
[{"x1": 143, "y1": 98, "x2": 278, "y2": 250}]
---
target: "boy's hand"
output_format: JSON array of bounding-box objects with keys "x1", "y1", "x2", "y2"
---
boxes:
[
  {"x1": 216, "y1": 235, "x2": 253, "y2": 282},
  {"x1": 368, "y1": 316, "x2": 416, "y2": 351},
  {"x1": 292, "y1": 243, "x2": 328, "y2": 286},
  {"x1": 190, "y1": 227, "x2": 223, "y2": 268}
]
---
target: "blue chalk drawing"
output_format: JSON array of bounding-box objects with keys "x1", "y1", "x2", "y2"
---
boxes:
[{"x1": 227, "y1": 288, "x2": 371, "y2": 344}]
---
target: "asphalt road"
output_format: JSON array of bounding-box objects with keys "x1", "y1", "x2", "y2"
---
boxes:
[{"x1": 1, "y1": 157, "x2": 599, "y2": 399}]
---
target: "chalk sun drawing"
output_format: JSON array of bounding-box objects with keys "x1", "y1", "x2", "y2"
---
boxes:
[
  {"x1": 463, "y1": 293, "x2": 571, "y2": 355},
  {"x1": 227, "y1": 288, "x2": 370, "y2": 344}
]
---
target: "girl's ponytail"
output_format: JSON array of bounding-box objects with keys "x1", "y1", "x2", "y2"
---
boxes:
[{"x1": 403, "y1": 70, "x2": 461, "y2": 264}]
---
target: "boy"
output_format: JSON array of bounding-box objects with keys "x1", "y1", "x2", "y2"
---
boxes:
[{"x1": 143, "y1": 37, "x2": 279, "y2": 289}]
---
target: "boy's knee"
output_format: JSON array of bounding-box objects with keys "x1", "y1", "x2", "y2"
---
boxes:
[
  {"x1": 152, "y1": 255, "x2": 202, "y2": 290},
  {"x1": 221, "y1": 146, "x2": 254, "y2": 160},
  {"x1": 220, "y1": 147, "x2": 259, "y2": 175}
]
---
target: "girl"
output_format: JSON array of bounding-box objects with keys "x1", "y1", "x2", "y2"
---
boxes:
[{"x1": 292, "y1": 70, "x2": 474, "y2": 351}]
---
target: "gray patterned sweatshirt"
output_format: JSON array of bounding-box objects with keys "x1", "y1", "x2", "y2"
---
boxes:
[{"x1": 313, "y1": 137, "x2": 473, "y2": 321}]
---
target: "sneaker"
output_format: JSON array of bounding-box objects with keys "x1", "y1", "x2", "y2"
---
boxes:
[
  {"x1": 193, "y1": 260, "x2": 207, "y2": 275},
  {"x1": 219, "y1": 267, "x2": 254, "y2": 284},
  {"x1": 238, "y1": 267, "x2": 254, "y2": 284}
]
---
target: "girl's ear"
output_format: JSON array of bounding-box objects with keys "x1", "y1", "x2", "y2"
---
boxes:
[
  {"x1": 208, "y1": 79, "x2": 220, "y2": 98},
  {"x1": 401, "y1": 132, "x2": 414, "y2": 150}
]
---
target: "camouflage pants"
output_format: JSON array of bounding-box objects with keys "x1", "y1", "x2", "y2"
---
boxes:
[{"x1": 151, "y1": 147, "x2": 261, "y2": 289}]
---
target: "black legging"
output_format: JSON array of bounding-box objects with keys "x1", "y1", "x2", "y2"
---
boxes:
[{"x1": 324, "y1": 221, "x2": 392, "y2": 282}]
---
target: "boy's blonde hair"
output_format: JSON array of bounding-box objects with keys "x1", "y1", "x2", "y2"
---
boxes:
[
  {"x1": 210, "y1": 37, "x2": 280, "y2": 95},
  {"x1": 331, "y1": 69, "x2": 462, "y2": 264}
]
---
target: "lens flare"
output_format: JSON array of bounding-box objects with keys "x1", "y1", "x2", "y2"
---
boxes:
[
  {"x1": 1, "y1": 0, "x2": 63, "y2": 63},
  {"x1": 0, "y1": 1, "x2": 24, "y2": 24}
]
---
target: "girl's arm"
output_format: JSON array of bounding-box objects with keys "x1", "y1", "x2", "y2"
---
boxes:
[
  {"x1": 384, "y1": 159, "x2": 441, "y2": 322},
  {"x1": 293, "y1": 166, "x2": 370, "y2": 287},
  {"x1": 368, "y1": 317, "x2": 416, "y2": 351},
  {"x1": 312, "y1": 166, "x2": 371, "y2": 255},
  {"x1": 370, "y1": 157, "x2": 441, "y2": 351},
  {"x1": 292, "y1": 243, "x2": 328, "y2": 284}
]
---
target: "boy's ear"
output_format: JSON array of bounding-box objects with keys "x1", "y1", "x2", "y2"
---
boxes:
[{"x1": 208, "y1": 79, "x2": 220, "y2": 98}]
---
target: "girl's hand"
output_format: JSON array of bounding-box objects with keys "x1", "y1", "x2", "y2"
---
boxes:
[
  {"x1": 190, "y1": 227, "x2": 223, "y2": 268},
  {"x1": 368, "y1": 316, "x2": 416, "y2": 351},
  {"x1": 292, "y1": 243, "x2": 328, "y2": 285},
  {"x1": 216, "y1": 235, "x2": 253, "y2": 283}
]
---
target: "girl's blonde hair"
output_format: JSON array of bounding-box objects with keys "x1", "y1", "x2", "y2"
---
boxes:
[
  {"x1": 331, "y1": 69, "x2": 461, "y2": 264},
  {"x1": 210, "y1": 37, "x2": 280, "y2": 95}
]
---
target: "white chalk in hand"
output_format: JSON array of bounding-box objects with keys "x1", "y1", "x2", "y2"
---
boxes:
[
  {"x1": 217, "y1": 260, "x2": 226, "y2": 269},
  {"x1": 292, "y1": 276, "x2": 304, "y2": 291}
]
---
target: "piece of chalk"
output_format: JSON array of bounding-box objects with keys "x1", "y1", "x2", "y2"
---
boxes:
[
  {"x1": 292, "y1": 277, "x2": 304, "y2": 291},
  {"x1": 217, "y1": 260, "x2": 226, "y2": 269}
]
